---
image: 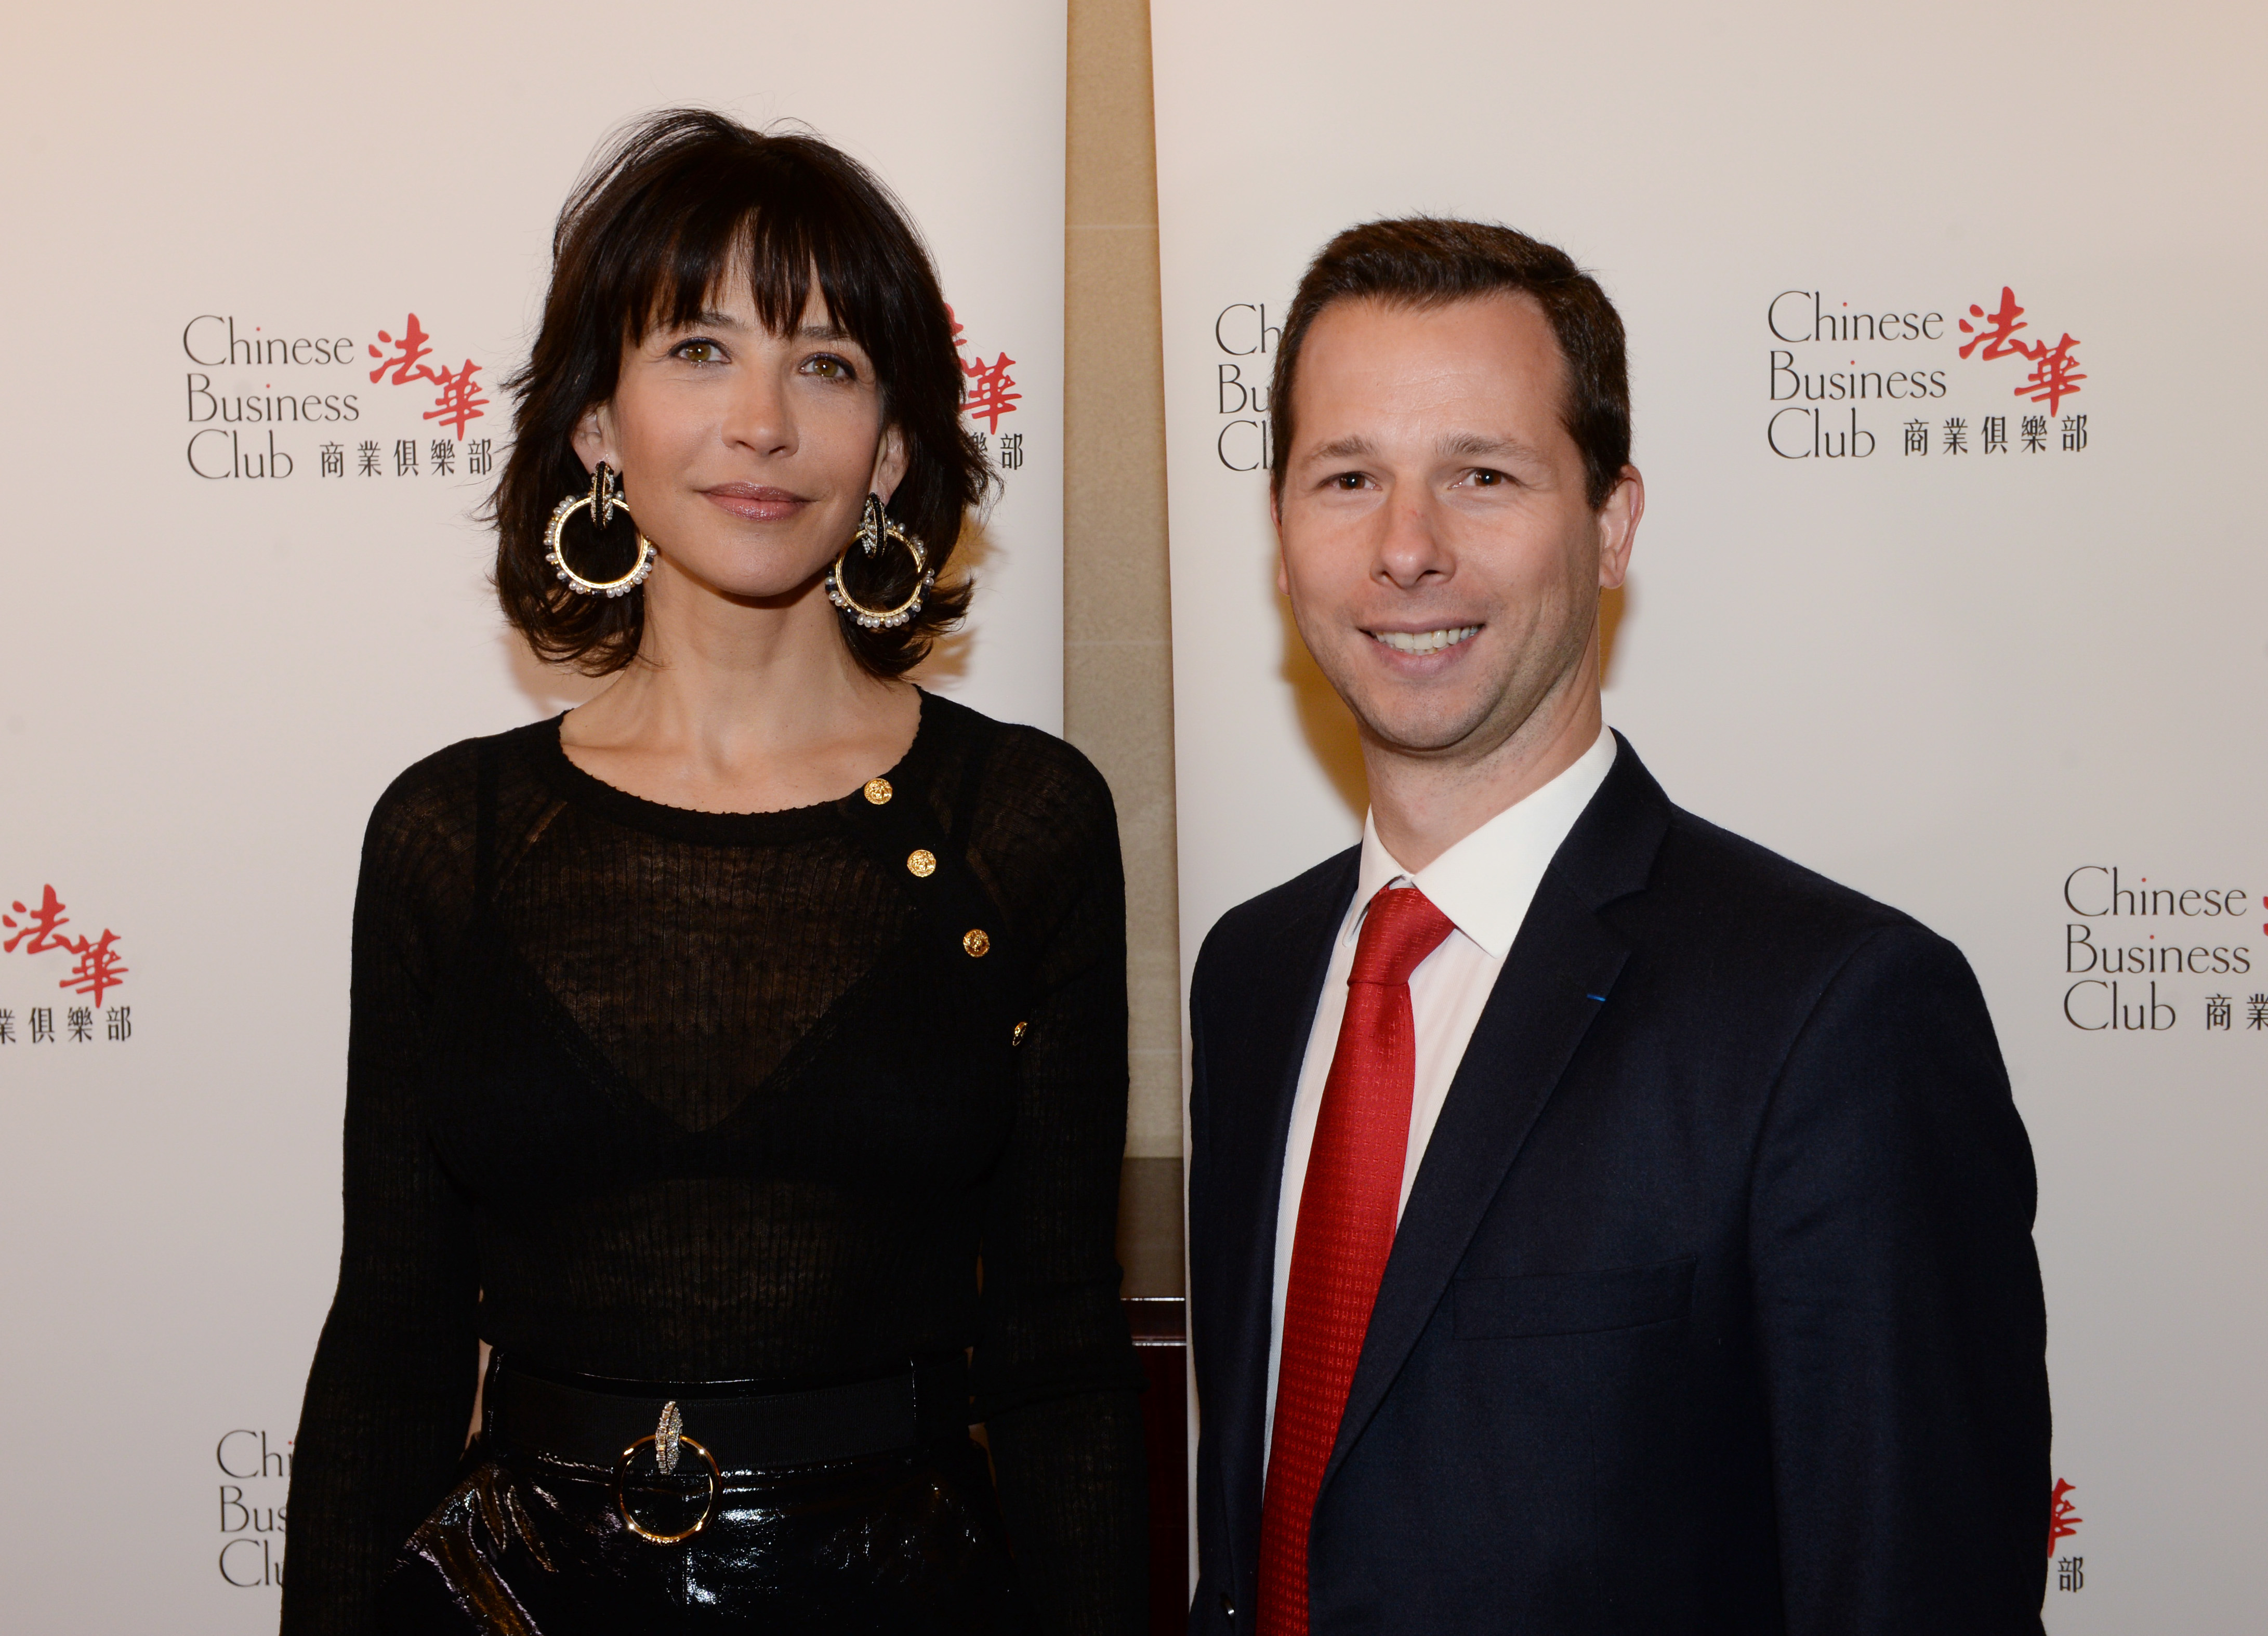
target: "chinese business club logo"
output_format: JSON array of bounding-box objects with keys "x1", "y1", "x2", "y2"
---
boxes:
[
  {"x1": 1764, "y1": 285, "x2": 2090, "y2": 462},
  {"x1": 182, "y1": 311, "x2": 496, "y2": 484},
  {"x1": 948, "y1": 305, "x2": 1027, "y2": 474},
  {"x1": 2049, "y1": 1477, "x2": 2085, "y2": 1594},
  {"x1": 1, "y1": 882, "x2": 131, "y2": 1046},
  {"x1": 2060, "y1": 865, "x2": 2264, "y2": 1035},
  {"x1": 1957, "y1": 288, "x2": 2084, "y2": 417},
  {"x1": 216, "y1": 1428, "x2": 290, "y2": 1589},
  {"x1": 366, "y1": 312, "x2": 491, "y2": 443}
]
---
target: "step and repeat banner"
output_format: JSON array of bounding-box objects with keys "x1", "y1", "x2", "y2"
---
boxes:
[
  {"x1": 1154, "y1": 1, "x2": 2262, "y2": 1628},
  {"x1": 0, "y1": 2, "x2": 1064, "y2": 1628}
]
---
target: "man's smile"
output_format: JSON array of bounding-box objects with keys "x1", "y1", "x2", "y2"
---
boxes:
[{"x1": 1369, "y1": 625, "x2": 1481, "y2": 655}]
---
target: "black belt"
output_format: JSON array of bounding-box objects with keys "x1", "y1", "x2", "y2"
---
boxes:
[{"x1": 484, "y1": 1352, "x2": 965, "y2": 1474}]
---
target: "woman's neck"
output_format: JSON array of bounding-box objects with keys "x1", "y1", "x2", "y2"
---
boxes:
[{"x1": 557, "y1": 562, "x2": 922, "y2": 814}]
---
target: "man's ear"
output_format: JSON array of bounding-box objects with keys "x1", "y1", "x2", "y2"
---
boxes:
[
  {"x1": 1596, "y1": 465, "x2": 1644, "y2": 590},
  {"x1": 1271, "y1": 486, "x2": 1290, "y2": 597},
  {"x1": 570, "y1": 402, "x2": 616, "y2": 475}
]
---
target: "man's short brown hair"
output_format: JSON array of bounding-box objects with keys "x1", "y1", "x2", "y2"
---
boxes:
[{"x1": 1269, "y1": 217, "x2": 1631, "y2": 509}]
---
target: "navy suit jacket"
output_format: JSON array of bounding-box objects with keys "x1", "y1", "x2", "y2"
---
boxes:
[{"x1": 1186, "y1": 737, "x2": 2049, "y2": 1635}]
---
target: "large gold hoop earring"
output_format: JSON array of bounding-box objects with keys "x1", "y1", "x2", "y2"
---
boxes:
[
  {"x1": 825, "y1": 494, "x2": 934, "y2": 630},
  {"x1": 545, "y1": 462, "x2": 657, "y2": 598}
]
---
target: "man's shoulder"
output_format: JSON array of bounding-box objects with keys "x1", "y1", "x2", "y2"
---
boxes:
[
  {"x1": 1640, "y1": 802, "x2": 1961, "y2": 983},
  {"x1": 1192, "y1": 845, "x2": 1359, "y2": 999}
]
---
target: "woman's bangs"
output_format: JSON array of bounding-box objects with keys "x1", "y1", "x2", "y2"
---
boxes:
[{"x1": 632, "y1": 176, "x2": 882, "y2": 360}]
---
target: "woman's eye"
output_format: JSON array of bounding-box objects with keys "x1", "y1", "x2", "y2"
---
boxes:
[
  {"x1": 674, "y1": 339, "x2": 726, "y2": 364},
  {"x1": 803, "y1": 354, "x2": 858, "y2": 381}
]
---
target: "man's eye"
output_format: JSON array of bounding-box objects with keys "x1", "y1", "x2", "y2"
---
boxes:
[
  {"x1": 1332, "y1": 472, "x2": 1365, "y2": 490},
  {"x1": 1470, "y1": 468, "x2": 1505, "y2": 486},
  {"x1": 674, "y1": 339, "x2": 726, "y2": 364}
]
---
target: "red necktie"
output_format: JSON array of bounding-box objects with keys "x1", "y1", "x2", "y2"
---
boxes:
[{"x1": 1259, "y1": 885, "x2": 1455, "y2": 1636}]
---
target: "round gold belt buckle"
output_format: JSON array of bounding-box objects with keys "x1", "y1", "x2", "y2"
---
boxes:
[{"x1": 612, "y1": 1430, "x2": 721, "y2": 1544}]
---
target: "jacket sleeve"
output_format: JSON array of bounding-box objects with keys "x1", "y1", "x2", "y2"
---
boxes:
[
  {"x1": 1748, "y1": 923, "x2": 2050, "y2": 1634},
  {"x1": 280, "y1": 768, "x2": 483, "y2": 1635}
]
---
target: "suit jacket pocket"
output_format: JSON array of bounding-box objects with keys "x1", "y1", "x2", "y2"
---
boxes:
[{"x1": 1453, "y1": 1256, "x2": 1696, "y2": 1339}]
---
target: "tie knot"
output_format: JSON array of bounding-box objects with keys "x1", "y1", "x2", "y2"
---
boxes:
[{"x1": 1348, "y1": 885, "x2": 1454, "y2": 988}]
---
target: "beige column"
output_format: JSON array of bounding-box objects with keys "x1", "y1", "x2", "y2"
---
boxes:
[{"x1": 1065, "y1": 0, "x2": 1181, "y2": 1293}]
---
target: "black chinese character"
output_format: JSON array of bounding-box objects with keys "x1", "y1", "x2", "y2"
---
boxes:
[
  {"x1": 998, "y1": 433, "x2": 1024, "y2": 471},
  {"x1": 104, "y1": 1005, "x2": 131, "y2": 1042},
  {"x1": 430, "y1": 439, "x2": 456, "y2": 477},
  {"x1": 2056, "y1": 1556, "x2": 2084, "y2": 1593},
  {"x1": 30, "y1": 1006, "x2": 55, "y2": 1044},
  {"x1": 358, "y1": 440, "x2": 384, "y2": 476},
  {"x1": 66, "y1": 1005, "x2": 93, "y2": 1043},
  {"x1": 0, "y1": 1009, "x2": 13, "y2": 1044},
  {"x1": 466, "y1": 438, "x2": 494, "y2": 477},
  {"x1": 1903, "y1": 419, "x2": 1929, "y2": 456},
  {"x1": 1982, "y1": 415, "x2": 2008, "y2": 454},
  {"x1": 2061, "y1": 413, "x2": 2088, "y2": 452},
  {"x1": 394, "y1": 439, "x2": 420, "y2": 477},
  {"x1": 320, "y1": 441, "x2": 346, "y2": 478},
  {"x1": 2021, "y1": 415, "x2": 2049, "y2": 453},
  {"x1": 2248, "y1": 993, "x2": 2268, "y2": 1030},
  {"x1": 2206, "y1": 994, "x2": 2233, "y2": 1030},
  {"x1": 1943, "y1": 417, "x2": 1969, "y2": 455}
]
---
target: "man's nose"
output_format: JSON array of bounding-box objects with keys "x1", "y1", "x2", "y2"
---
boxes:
[{"x1": 1375, "y1": 490, "x2": 1450, "y2": 589}]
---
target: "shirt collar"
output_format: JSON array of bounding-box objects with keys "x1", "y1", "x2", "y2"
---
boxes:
[{"x1": 1350, "y1": 725, "x2": 1618, "y2": 961}]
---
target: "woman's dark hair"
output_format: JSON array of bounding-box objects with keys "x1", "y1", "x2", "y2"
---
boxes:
[
  {"x1": 1269, "y1": 217, "x2": 1631, "y2": 510},
  {"x1": 493, "y1": 110, "x2": 988, "y2": 677}
]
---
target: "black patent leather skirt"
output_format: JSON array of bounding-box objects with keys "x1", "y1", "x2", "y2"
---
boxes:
[{"x1": 380, "y1": 1355, "x2": 1024, "y2": 1635}]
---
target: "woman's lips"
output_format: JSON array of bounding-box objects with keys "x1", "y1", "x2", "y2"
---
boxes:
[{"x1": 702, "y1": 484, "x2": 808, "y2": 522}]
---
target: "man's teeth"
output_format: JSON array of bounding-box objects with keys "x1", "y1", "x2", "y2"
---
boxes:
[{"x1": 1374, "y1": 626, "x2": 1480, "y2": 655}]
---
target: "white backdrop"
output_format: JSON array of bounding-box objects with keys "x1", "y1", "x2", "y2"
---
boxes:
[
  {"x1": 0, "y1": 3, "x2": 1065, "y2": 1627},
  {"x1": 1153, "y1": 0, "x2": 2266, "y2": 1626}
]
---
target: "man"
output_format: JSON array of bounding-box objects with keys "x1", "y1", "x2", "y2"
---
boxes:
[{"x1": 1185, "y1": 218, "x2": 2049, "y2": 1635}]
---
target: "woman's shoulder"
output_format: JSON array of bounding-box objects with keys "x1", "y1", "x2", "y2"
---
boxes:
[
  {"x1": 920, "y1": 697, "x2": 1122, "y2": 930},
  {"x1": 924, "y1": 694, "x2": 1116, "y2": 836},
  {"x1": 369, "y1": 719, "x2": 555, "y2": 823},
  {"x1": 360, "y1": 717, "x2": 560, "y2": 880}
]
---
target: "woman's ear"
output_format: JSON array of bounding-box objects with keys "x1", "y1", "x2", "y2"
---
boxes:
[
  {"x1": 871, "y1": 424, "x2": 910, "y2": 504},
  {"x1": 570, "y1": 402, "x2": 615, "y2": 474}
]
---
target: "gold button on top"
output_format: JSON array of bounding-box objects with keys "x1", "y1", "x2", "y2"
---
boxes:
[
  {"x1": 906, "y1": 849, "x2": 937, "y2": 878},
  {"x1": 1011, "y1": 1020, "x2": 1028, "y2": 1046},
  {"x1": 862, "y1": 777, "x2": 893, "y2": 805},
  {"x1": 962, "y1": 928, "x2": 991, "y2": 958}
]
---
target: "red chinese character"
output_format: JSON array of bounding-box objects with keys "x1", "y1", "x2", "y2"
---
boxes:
[
  {"x1": 423, "y1": 361, "x2": 490, "y2": 439},
  {"x1": 2046, "y1": 1477, "x2": 2083, "y2": 1555},
  {"x1": 1958, "y1": 288, "x2": 2030, "y2": 361},
  {"x1": 3, "y1": 884, "x2": 71, "y2": 954},
  {"x1": 2013, "y1": 333, "x2": 2085, "y2": 415},
  {"x1": 369, "y1": 313, "x2": 440, "y2": 386},
  {"x1": 58, "y1": 929, "x2": 127, "y2": 1007},
  {"x1": 962, "y1": 352, "x2": 1021, "y2": 433}
]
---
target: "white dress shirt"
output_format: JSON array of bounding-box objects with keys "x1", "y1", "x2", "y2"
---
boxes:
[{"x1": 1262, "y1": 726, "x2": 1619, "y2": 1445}]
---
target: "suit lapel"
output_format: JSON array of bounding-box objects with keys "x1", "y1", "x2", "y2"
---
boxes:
[
  {"x1": 1323, "y1": 874, "x2": 1627, "y2": 1477},
  {"x1": 1323, "y1": 739, "x2": 1671, "y2": 1481},
  {"x1": 1212, "y1": 853, "x2": 1356, "y2": 1563}
]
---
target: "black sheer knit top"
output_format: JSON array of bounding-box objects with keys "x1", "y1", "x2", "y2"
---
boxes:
[{"x1": 281, "y1": 693, "x2": 1149, "y2": 1635}]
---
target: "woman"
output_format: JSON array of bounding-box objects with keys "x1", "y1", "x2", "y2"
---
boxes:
[{"x1": 281, "y1": 111, "x2": 1148, "y2": 1635}]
